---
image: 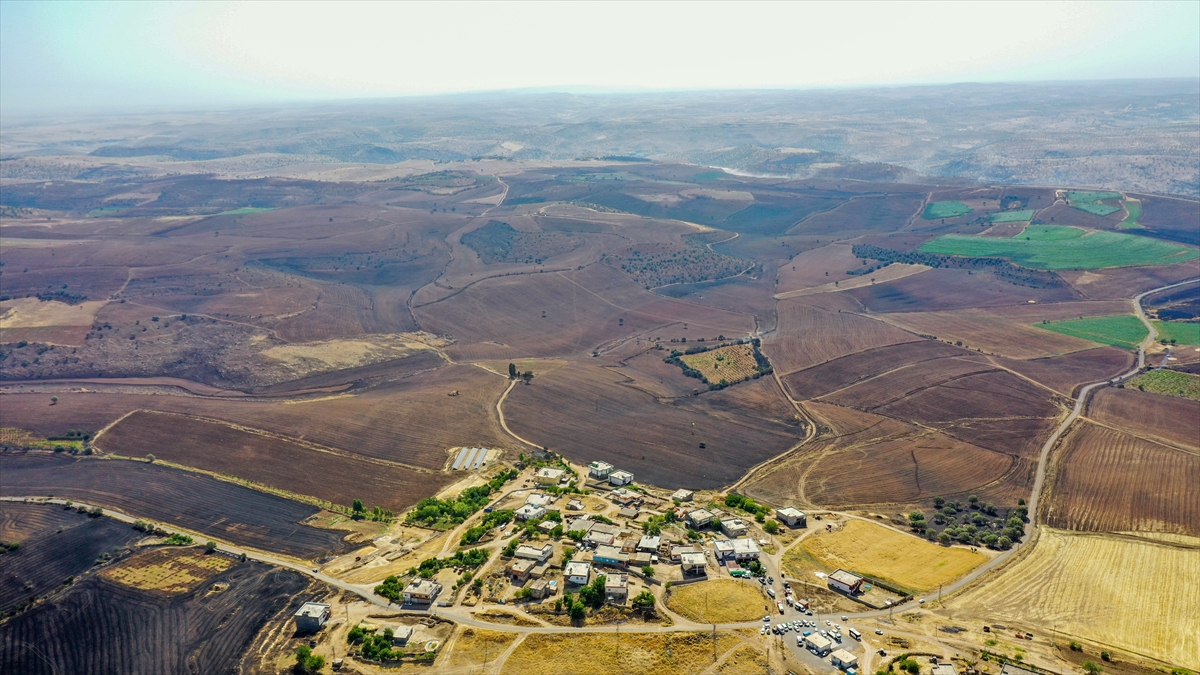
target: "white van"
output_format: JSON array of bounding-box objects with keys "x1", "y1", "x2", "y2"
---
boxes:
[{"x1": 767, "y1": 588, "x2": 776, "y2": 599}]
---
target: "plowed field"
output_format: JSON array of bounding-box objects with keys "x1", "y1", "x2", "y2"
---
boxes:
[
  {"x1": 767, "y1": 298, "x2": 920, "y2": 375},
  {"x1": 1087, "y1": 386, "x2": 1200, "y2": 450},
  {"x1": 1046, "y1": 422, "x2": 1199, "y2": 536}
]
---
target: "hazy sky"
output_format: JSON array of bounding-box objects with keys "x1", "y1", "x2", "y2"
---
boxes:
[{"x1": 2, "y1": 0, "x2": 1198, "y2": 114}]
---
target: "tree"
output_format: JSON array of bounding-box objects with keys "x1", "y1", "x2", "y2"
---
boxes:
[
  {"x1": 632, "y1": 590, "x2": 655, "y2": 608},
  {"x1": 569, "y1": 601, "x2": 586, "y2": 621},
  {"x1": 294, "y1": 645, "x2": 325, "y2": 673},
  {"x1": 204, "y1": 540, "x2": 217, "y2": 553},
  {"x1": 1083, "y1": 661, "x2": 1102, "y2": 674},
  {"x1": 998, "y1": 535, "x2": 1013, "y2": 549},
  {"x1": 145, "y1": 454, "x2": 156, "y2": 463},
  {"x1": 50, "y1": 396, "x2": 59, "y2": 405},
  {"x1": 352, "y1": 499, "x2": 364, "y2": 515},
  {"x1": 508, "y1": 362, "x2": 517, "y2": 378},
  {"x1": 763, "y1": 520, "x2": 779, "y2": 535},
  {"x1": 938, "y1": 531, "x2": 952, "y2": 545},
  {"x1": 642, "y1": 565, "x2": 655, "y2": 577}
]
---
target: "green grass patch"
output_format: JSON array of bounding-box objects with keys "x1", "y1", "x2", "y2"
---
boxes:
[
  {"x1": 922, "y1": 201, "x2": 972, "y2": 220},
  {"x1": 1071, "y1": 203, "x2": 1120, "y2": 217},
  {"x1": 690, "y1": 171, "x2": 729, "y2": 181},
  {"x1": 1035, "y1": 315, "x2": 1148, "y2": 350},
  {"x1": 989, "y1": 209, "x2": 1036, "y2": 223},
  {"x1": 1126, "y1": 370, "x2": 1200, "y2": 400},
  {"x1": 1118, "y1": 199, "x2": 1143, "y2": 229},
  {"x1": 1153, "y1": 320, "x2": 1200, "y2": 346},
  {"x1": 919, "y1": 225, "x2": 1199, "y2": 270},
  {"x1": 216, "y1": 207, "x2": 276, "y2": 216},
  {"x1": 1067, "y1": 191, "x2": 1122, "y2": 203}
]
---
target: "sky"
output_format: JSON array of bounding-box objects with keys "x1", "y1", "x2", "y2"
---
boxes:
[{"x1": 2, "y1": 0, "x2": 1198, "y2": 115}]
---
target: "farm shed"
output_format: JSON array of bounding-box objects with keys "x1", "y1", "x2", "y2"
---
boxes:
[
  {"x1": 687, "y1": 508, "x2": 714, "y2": 528},
  {"x1": 680, "y1": 550, "x2": 707, "y2": 576},
  {"x1": 402, "y1": 579, "x2": 442, "y2": 604},
  {"x1": 609, "y1": 469, "x2": 635, "y2": 486},
  {"x1": 535, "y1": 467, "x2": 566, "y2": 485},
  {"x1": 293, "y1": 602, "x2": 331, "y2": 632},
  {"x1": 831, "y1": 648, "x2": 858, "y2": 669},
  {"x1": 515, "y1": 503, "x2": 547, "y2": 521},
  {"x1": 389, "y1": 625, "x2": 414, "y2": 647},
  {"x1": 565, "y1": 561, "x2": 591, "y2": 585},
  {"x1": 529, "y1": 578, "x2": 557, "y2": 599},
  {"x1": 827, "y1": 569, "x2": 864, "y2": 595},
  {"x1": 672, "y1": 489, "x2": 694, "y2": 502},
  {"x1": 588, "y1": 461, "x2": 614, "y2": 479},
  {"x1": 776, "y1": 507, "x2": 807, "y2": 527}
]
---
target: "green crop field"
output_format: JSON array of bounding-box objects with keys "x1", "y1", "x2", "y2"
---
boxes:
[
  {"x1": 922, "y1": 201, "x2": 972, "y2": 220},
  {"x1": 989, "y1": 209, "x2": 1036, "y2": 223},
  {"x1": 1068, "y1": 191, "x2": 1122, "y2": 203},
  {"x1": 1035, "y1": 315, "x2": 1148, "y2": 350},
  {"x1": 1118, "y1": 199, "x2": 1143, "y2": 229},
  {"x1": 1153, "y1": 320, "x2": 1200, "y2": 346},
  {"x1": 1126, "y1": 370, "x2": 1200, "y2": 401},
  {"x1": 919, "y1": 225, "x2": 1200, "y2": 270},
  {"x1": 1072, "y1": 202, "x2": 1120, "y2": 217},
  {"x1": 217, "y1": 207, "x2": 277, "y2": 216}
]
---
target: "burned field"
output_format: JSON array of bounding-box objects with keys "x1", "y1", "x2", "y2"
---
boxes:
[
  {"x1": 0, "y1": 556, "x2": 309, "y2": 675},
  {"x1": 1046, "y1": 421, "x2": 1199, "y2": 537},
  {"x1": 0, "y1": 502, "x2": 141, "y2": 613},
  {"x1": 97, "y1": 411, "x2": 451, "y2": 512},
  {"x1": 0, "y1": 453, "x2": 350, "y2": 559}
]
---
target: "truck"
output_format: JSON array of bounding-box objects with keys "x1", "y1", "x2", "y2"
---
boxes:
[{"x1": 767, "y1": 588, "x2": 776, "y2": 598}]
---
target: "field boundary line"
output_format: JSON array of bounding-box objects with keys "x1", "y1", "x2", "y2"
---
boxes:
[{"x1": 1076, "y1": 416, "x2": 1200, "y2": 457}]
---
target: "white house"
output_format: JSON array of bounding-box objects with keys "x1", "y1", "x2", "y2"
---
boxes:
[
  {"x1": 515, "y1": 504, "x2": 547, "y2": 521},
  {"x1": 525, "y1": 492, "x2": 556, "y2": 507},
  {"x1": 827, "y1": 569, "x2": 864, "y2": 594},
  {"x1": 514, "y1": 543, "x2": 554, "y2": 562},
  {"x1": 605, "y1": 574, "x2": 629, "y2": 604},
  {"x1": 293, "y1": 602, "x2": 331, "y2": 632},
  {"x1": 730, "y1": 537, "x2": 760, "y2": 560},
  {"x1": 402, "y1": 579, "x2": 442, "y2": 605},
  {"x1": 776, "y1": 507, "x2": 807, "y2": 528},
  {"x1": 831, "y1": 649, "x2": 859, "y2": 669},
  {"x1": 805, "y1": 633, "x2": 832, "y2": 655},
  {"x1": 535, "y1": 467, "x2": 566, "y2": 485},
  {"x1": 608, "y1": 470, "x2": 634, "y2": 486},
  {"x1": 565, "y1": 561, "x2": 591, "y2": 585},
  {"x1": 637, "y1": 535, "x2": 661, "y2": 553},
  {"x1": 680, "y1": 550, "x2": 707, "y2": 576},
  {"x1": 671, "y1": 489, "x2": 694, "y2": 502},
  {"x1": 720, "y1": 517, "x2": 749, "y2": 538},
  {"x1": 588, "y1": 461, "x2": 614, "y2": 479}
]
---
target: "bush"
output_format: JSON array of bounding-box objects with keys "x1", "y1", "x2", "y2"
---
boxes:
[
  {"x1": 763, "y1": 520, "x2": 779, "y2": 534},
  {"x1": 641, "y1": 565, "x2": 655, "y2": 577},
  {"x1": 294, "y1": 645, "x2": 325, "y2": 672}
]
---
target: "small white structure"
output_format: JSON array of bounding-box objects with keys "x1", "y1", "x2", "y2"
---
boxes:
[
  {"x1": 776, "y1": 507, "x2": 807, "y2": 528},
  {"x1": 671, "y1": 489, "x2": 694, "y2": 502},
  {"x1": 402, "y1": 579, "x2": 442, "y2": 604},
  {"x1": 827, "y1": 569, "x2": 864, "y2": 594},
  {"x1": 637, "y1": 535, "x2": 661, "y2": 553},
  {"x1": 608, "y1": 470, "x2": 634, "y2": 486},
  {"x1": 588, "y1": 461, "x2": 614, "y2": 479},
  {"x1": 686, "y1": 508, "x2": 714, "y2": 528},
  {"x1": 515, "y1": 503, "x2": 547, "y2": 521},
  {"x1": 535, "y1": 467, "x2": 566, "y2": 485},
  {"x1": 293, "y1": 602, "x2": 331, "y2": 632},
  {"x1": 565, "y1": 561, "x2": 591, "y2": 585},
  {"x1": 831, "y1": 648, "x2": 859, "y2": 669},
  {"x1": 515, "y1": 543, "x2": 554, "y2": 562},
  {"x1": 720, "y1": 517, "x2": 749, "y2": 538},
  {"x1": 389, "y1": 625, "x2": 415, "y2": 647}
]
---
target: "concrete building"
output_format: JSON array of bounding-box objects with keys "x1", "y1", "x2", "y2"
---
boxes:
[
  {"x1": 525, "y1": 492, "x2": 556, "y2": 507},
  {"x1": 293, "y1": 602, "x2": 331, "y2": 632},
  {"x1": 680, "y1": 550, "x2": 707, "y2": 576},
  {"x1": 686, "y1": 508, "x2": 714, "y2": 528},
  {"x1": 535, "y1": 467, "x2": 566, "y2": 485},
  {"x1": 529, "y1": 578, "x2": 557, "y2": 599},
  {"x1": 805, "y1": 633, "x2": 833, "y2": 656},
  {"x1": 389, "y1": 625, "x2": 414, "y2": 647},
  {"x1": 713, "y1": 539, "x2": 735, "y2": 560},
  {"x1": 720, "y1": 517, "x2": 749, "y2": 538},
  {"x1": 1001, "y1": 665, "x2": 1038, "y2": 675},
  {"x1": 514, "y1": 503, "x2": 547, "y2": 521},
  {"x1": 730, "y1": 537, "x2": 760, "y2": 561},
  {"x1": 609, "y1": 469, "x2": 634, "y2": 486},
  {"x1": 671, "y1": 489, "x2": 694, "y2": 502},
  {"x1": 605, "y1": 574, "x2": 629, "y2": 604},
  {"x1": 631, "y1": 551, "x2": 653, "y2": 566},
  {"x1": 537, "y1": 520, "x2": 558, "y2": 535},
  {"x1": 831, "y1": 648, "x2": 859, "y2": 669},
  {"x1": 637, "y1": 535, "x2": 661, "y2": 552},
  {"x1": 565, "y1": 561, "x2": 591, "y2": 585},
  {"x1": 515, "y1": 543, "x2": 554, "y2": 562},
  {"x1": 588, "y1": 461, "x2": 614, "y2": 479},
  {"x1": 827, "y1": 569, "x2": 864, "y2": 595},
  {"x1": 508, "y1": 558, "x2": 536, "y2": 580},
  {"x1": 402, "y1": 579, "x2": 442, "y2": 604},
  {"x1": 566, "y1": 499, "x2": 585, "y2": 511},
  {"x1": 670, "y1": 544, "x2": 700, "y2": 563},
  {"x1": 593, "y1": 544, "x2": 629, "y2": 565},
  {"x1": 617, "y1": 507, "x2": 639, "y2": 519},
  {"x1": 565, "y1": 516, "x2": 594, "y2": 533},
  {"x1": 776, "y1": 506, "x2": 807, "y2": 528}
]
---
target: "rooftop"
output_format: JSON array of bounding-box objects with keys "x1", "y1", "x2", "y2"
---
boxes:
[
  {"x1": 829, "y1": 569, "x2": 863, "y2": 586},
  {"x1": 589, "y1": 461, "x2": 613, "y2": 471},
  {"x1": 536, "y1": 467, "x2": 566, "y2": 478},
  {"x1": 831, "y1": 648, "x2": 857, "y2": 662},
  {"x1": 295, "y1": 602, "x2": 330, "y2": 618},
  {"x1": 777, "y1": 506, "x2": 805, "y2": 517},
  {"x1": 565, "y1": 561, "x2": 591, "y2": 577},
  {"x1": 404, "y1": 579, "x2": 440, "y2": 594},
  {"x1": 680, "y1": 551, "x2": 706, "y2": 565}
]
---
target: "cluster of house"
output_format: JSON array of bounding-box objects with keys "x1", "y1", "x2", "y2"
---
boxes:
[{"x1": 587, "y1": 461, "x2": 634, "y2": 486}]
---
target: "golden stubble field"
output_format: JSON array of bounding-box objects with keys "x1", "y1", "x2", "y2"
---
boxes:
[
  {"x1": 951, "y1": 528, "x2": 1200, "y2": 670},
  {"x1": 499, "y1": 631, "x2": 747, "y2": 675},
  {"x1": 101, "y1": 547, "x2": 234, "y2": 594},
  {"x1": 784, "y1": 519, "x2": 988, "y2": 594},
  {"x1": 665, "y1": 578, "x2": 768, "y2": 623}
]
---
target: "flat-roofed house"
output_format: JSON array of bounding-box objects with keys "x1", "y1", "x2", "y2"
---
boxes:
[
  {"x1": 294, "y1": 602, "x2": 331, "y2": 632},
  {"x1": 402, "y1": 579, "x2": 442, "y2": 605},
  {"x1": 515, "y1": 543, "x2": 554, "y2": 562},
  {"x1": 720, "y1": 518, "x2": 749, "y2": 538},
  {"x1": 671, "y1": 489, "x2": 694, "y2": 502},
  {"x1": 776, "y1": 507, "x2": 806, "y2": 527},
  {"x1": 686, "y1": 509, "x2": 714, "y2": 528},
  {"x1": 831, "y1": 649, "x2": 858, "y2": 669},
  {"x1": 515, "y1": 504, "x2": 547, "y2": 521},
  {"x1": 637, "y1": 535, "x2": 661, "y2": 553},
  {"x1": 565, "y1": 561, "x2": 591, "y2": 585},
  {"x1": 588, "y1": 461, "x2": 614, "y2": 480},
  {"x1": 605, "y1": 574, "x2": 629, "y2": 604},
  {"x1": 827, "y1": 569, "x2": 864, "y2": 595},
  {"x1": 608, "y1": 470, "x2": 634, "y2": 486},
  {"x1": 680, "y1": 550, "x2": 707, "y2": 576},
  {"x1": 593, "y1": 544, "x2": 629, "y2": 566},
  {"x1": 535, "y1": 467, "x2": 566, "y2": 485},
  {"x1": 730, "y1": 537, "x2": 760, "y2": 560}
]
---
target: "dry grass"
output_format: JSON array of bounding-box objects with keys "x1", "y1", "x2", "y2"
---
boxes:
[
  {"x1": 665, "y1": 579, "x2": 768, "y2": 623},
  {"x1": 442, "y1": 628, "x2": 518, "y2": 671},
  {"x1": 952, "y1": 528, "x2": 1200, "y2": 670},
  {"x1": 0, "y1": 297, "x2": 107, "y2": 328},
  {"x1": 499, "y1": 631, "x2": 744, "y2": 675},
  {"x1": 790, "y1": 519, "x2": 986, "y2": 594},
  {"x1": 471, "y1": 610, "x2": 541, "y2": 627},
  {"x1": 679, "y1": 344, "x2": 759, "y2": 385},
  {"x1": 101, "y1": 547, "x2": 234, "y2": 594},
  {"x1": 716, "y1": 643, "x2": 769, "y2": 674}
]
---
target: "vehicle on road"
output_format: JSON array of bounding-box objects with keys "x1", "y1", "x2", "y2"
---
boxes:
[
  {"x1": 849, "y1": 628, "x2": 862, "y2": 641},
  {"x1": 875, "y1": 629, "x2": 884, "y2": 635},
  {"x1": 763, "y1": 616, "x2": 771, "y2": 622}
]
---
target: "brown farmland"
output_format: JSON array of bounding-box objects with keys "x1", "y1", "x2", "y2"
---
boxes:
[
  {"x1": 783, "y1": 340, "x2": 965, "y2": 400},
  {"x1": 847, "y1": 267, "x2": 1083, "y2": 313},
  {"x1": 1046, "y1": 422, "x2": 1199, "y2": 537},
  {"x1": 995, "y1": 347, "x2": 1133, "y2": 397},
  {"x1": 503, "y1": 362, "x2": 798, "y2": 488},
  {"x1": 767, "y1": 297, "x2": 920, "y2": 374},
  {"x1": 97, "y1": 411, "x2": 450, "y2": 511},
  {"x1": 0, "y1": 453, "x2": 349, "y2": 559},
  {"x1": 1087, "y1": 386, "x2": 1200, "y2": 450}
]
